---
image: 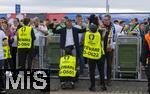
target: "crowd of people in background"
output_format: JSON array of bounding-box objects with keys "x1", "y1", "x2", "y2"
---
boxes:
[{"x1": 0, "y1": 13, "x2": 150, "y2": 93}]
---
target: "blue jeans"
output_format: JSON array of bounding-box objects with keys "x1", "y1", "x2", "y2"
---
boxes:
[{"x1": 79, "y1": 46, "x2": 85, "y2": 74}]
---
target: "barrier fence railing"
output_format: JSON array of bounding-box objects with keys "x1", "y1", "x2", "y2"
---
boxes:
[
  {"x1": 39, "y1": 35, "x2": 61, "y2": 70},
  {"x1": 113, "y1": 35, "x2": 144, "y2": 80},
  {"x1": 38, "y1": 35, "x2": 147, "y2": 81}
]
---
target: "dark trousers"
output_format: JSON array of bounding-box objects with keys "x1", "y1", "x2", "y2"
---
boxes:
[
  {"x1": 105, "y1": 51, "x2": 113, "y2": 81},
  {"x1": 0, "y1": 60, "x2": 5, "y2": 90},
  {"x1": 11, "y1": 47, "x2": 17, "y2": 69},
  {"x1": 60, "y1": 77, "x2": 76, "y2": 83},
  {"x1": 18, "y1": 48, "x2": 34, "y2": 69},
  {"x1": 88, "y1": 56, "x2": 105, "y2": 87},
  {"x1": 33, "y1": 46, "x2": 39, "y2": 58},
  {"x1": 4, "y1": 59, "x2": 12, "y2": 69},
  {"x1": 145, "y1": 66, "x2": 150, "y2": 94},
  {"x1": 79, "y1": 45, "x2": 85, "y2": 74},
  {"x1": 145, "y1": 57, "x2": 150, "y2": 94}
]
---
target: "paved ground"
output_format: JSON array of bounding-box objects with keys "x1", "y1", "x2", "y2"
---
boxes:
[
  {"x1": 6, "y1": 90, "x2": 49, "y2": 94},
  {"x1": 50, "y1": 91, "x2": 148, "y2": 94},
  {"x1": 50, "y1": 79, "x2": 148, "y2": 94},
  {"x1": 4, "y1": 78, "x2": 148, "y2": 94}
]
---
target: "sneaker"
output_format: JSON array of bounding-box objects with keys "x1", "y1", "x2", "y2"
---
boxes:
[
  {"x1": 95, "y1": 75, "x2": 100, "y2": 78},
  {"x1": 0, "y1": 90, "x2": 6, "y2": 94},
  {"x1": 8, "y1": 72, "x2": 12, "y2": 76},
  {"x1": 0, "y1": 88, "x2": 6, "y2": 94},
  {"x1": 70, "y1": 82, "x2": 75, "y2": 89},
  {"x1": 70, "y1": 82, "x2": 74, "y2": 85},
  {"x1": 61, "y1": 82, "x2": 66, "y2": 89},
  {"x1": 6, "y1": 71, "x2": 12, "y2": 77},
  {"x1": 5, "y1": 71, "x2": 9, "y2": 76}
]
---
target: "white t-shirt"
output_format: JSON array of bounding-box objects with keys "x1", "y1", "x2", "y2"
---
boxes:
[
  {"x1": 34, "y1": 25, "x2": 48, "y2": 46},
  {"x1": 74, "y1": 25, "x2": 82, "y2": 43},
  {"x1": 114, "y1": 24, "x2": 124, "y2": 36},
  {"x1": 0, "y1": 30, "x2": 6, "y2": 60},
  {"x1": 65, "y1": 28, "x2": 74, "y2": 47},
  {"x1": 74, "y1": 23, "x2": 86, "y2": 43},
  {"x1": 12, "y1": 35, "x2": 17, "y2": 47},
  {"x1": 10, "y1": 25, "x2": 18, "y2": 47}
]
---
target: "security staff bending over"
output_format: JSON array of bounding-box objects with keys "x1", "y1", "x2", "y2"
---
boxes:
[
  {"x1": 59, "y1": 46, "x2": 77, "y2": 89},
  {"x1": 83, "y1": 24, "x2": 106, "y2": 91}
]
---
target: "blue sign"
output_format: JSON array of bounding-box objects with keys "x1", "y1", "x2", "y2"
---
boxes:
[{"x1": 15, "y1": 4, "x2": 21, "y2": 14}]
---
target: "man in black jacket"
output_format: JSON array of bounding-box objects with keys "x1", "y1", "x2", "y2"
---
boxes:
[{"x1": 52, "y1": 19, "x2": 86, "y2": 58}]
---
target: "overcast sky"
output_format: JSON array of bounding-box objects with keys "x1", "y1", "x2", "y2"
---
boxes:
[{"x1": 0, "y1": 0, "x2": 149, "y2": 13}]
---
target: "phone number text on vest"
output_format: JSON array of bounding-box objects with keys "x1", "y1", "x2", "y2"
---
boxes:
[{"x1": 83, "y1": 45, "x2": 100, "y2": 58}]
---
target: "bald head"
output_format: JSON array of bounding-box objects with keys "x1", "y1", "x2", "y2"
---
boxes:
[{"x1": 33, "y1": 17, "x2": 40, "y2": 27}]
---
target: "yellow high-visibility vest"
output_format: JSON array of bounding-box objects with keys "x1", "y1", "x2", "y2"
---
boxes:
[
  {"x1": 18, "y1": 26, "x2": 32, "y2": 48},
  {"x1": 3, "y1": 46, "x2": 12, "y2": 59},
  {"x1": 2, "y1": 37, "x2": 12, "y2": 59},
  {"x1": 83, "y1": 31, "x2": 104, "y2": 60},
  {"x1": 59, "y1": 55, "x2": 76, "y2": 77}
]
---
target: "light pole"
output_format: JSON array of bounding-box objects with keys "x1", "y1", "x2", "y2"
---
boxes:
[{"x1": 106, "y1": 0, "x2": 110, "y2": 14}]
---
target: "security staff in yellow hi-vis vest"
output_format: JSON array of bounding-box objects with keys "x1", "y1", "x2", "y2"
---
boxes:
[
  {"x1": 59, "y1": 46, "x2": 77, "y2": 89},
  {"x1": 17, "y1": 18, "x2": 36, "y2": 69},
  {"x1": 2, "y1": 36, "x2": 12, "y2": 69},
  {"x1": 18, "y1": 26, "x2": 32, "y2": 49},
  {"x1": 3, "y1": 37, "x2": 11, "y2": 59},
  {"x1": 83, "y1": 24, "x2": 107, "y2": 92}
]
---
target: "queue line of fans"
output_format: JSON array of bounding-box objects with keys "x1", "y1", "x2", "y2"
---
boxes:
[{"x1": 0, "y1": 14, "x2": 150, "y2": 93}]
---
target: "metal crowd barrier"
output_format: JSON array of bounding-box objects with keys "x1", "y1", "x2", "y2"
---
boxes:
[
  {"x1": 39, "y1": 35, "x2": 61, "y2": 70},
  {"x1": 113, "y1": 35, "x2": 146, "y2": 81},
  {"x1": 38, "y1": 35, "x2": 147, "y2": 81}
]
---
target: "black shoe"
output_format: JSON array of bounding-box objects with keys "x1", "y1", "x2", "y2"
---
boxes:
[
  {"x1": 70, "y1": 82, "x2": 75, "y2": 89},
  {"x1": 89, "y1": 87, "x2": 96, "y2": 92},
  {"x1": 61, "y1": 82, "x2": 66, "y2": 89},
  {"x1": 101, "y1": 86, "x2": 107, "y2": 91},
  {"x1": 0, "y1": 88, "x2": 6, "y2": 94},
  {"x1": 147, "y1": 88, "x2": 150, "y2": 94}
]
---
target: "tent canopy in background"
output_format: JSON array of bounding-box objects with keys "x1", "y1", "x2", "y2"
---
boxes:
[
  {"x1": 0, "y1": 0, "x2": 149, "y2": 13},
  {"x1": 0, "y1": 0, "x2": 150, "y2": 24},
  {"x1": 1, "y1": 13, "x2": 150, "y2": 24}
]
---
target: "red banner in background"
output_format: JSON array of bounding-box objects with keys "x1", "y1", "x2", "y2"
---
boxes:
[{"x1": 46, "y1": 13, "x2": 65, "y2": 21}]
